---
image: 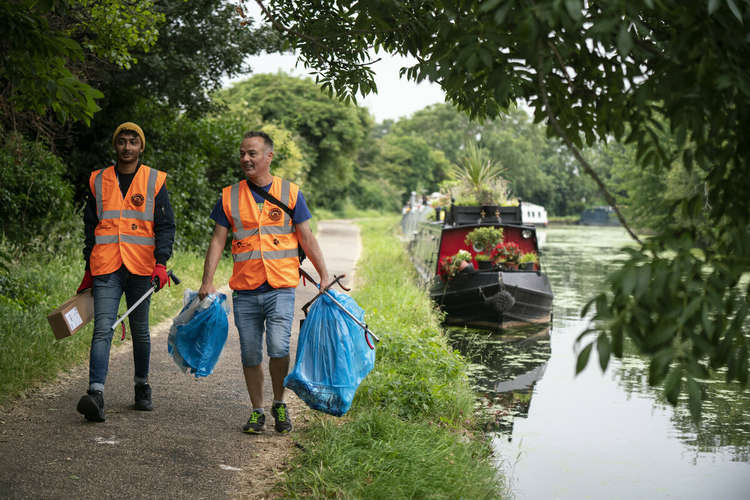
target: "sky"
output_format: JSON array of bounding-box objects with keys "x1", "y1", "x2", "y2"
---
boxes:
[
  {"x1": 223, "y1": 3, "x2": 447, "y2": 123},
  {"x1": 224, "y1": 51, "x2": 448, "y2": 123}
]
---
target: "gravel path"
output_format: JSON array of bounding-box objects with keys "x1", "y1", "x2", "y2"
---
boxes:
[{"x1": 0, "y1": 220, "x2": 361, "y2": 499}]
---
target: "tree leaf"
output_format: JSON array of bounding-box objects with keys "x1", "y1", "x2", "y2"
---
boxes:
[
  {"x1": 480, "y1": 0, "x2": 503, "y2": 13},
  {"x1": 726, "y1": 0, "x2": 743, "y2": 22},
  {"x1": 617, "y1": 24, "x2": 633, "y2": 56},
  {"x1": 564, "y1": 0, "x2": 583, "y2": 22},
  {"x1": 597, "y1": 333, "x2": 611, "y2": 371},
  {"x1": 648, "y1": 348, "x2": 674, "y2": 386},
  {"x1": 576, "y1": 342, "x2": 593, "y2": 375}
]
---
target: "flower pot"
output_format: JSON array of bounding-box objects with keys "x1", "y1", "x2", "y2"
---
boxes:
[
  {"x1": 477, "y1": 260, "x2": 494, "y2": 270},
  {"x1": 519, "y1": 262, "x2": 535, "y2": 271}
]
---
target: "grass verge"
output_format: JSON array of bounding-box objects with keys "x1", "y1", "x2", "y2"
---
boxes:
[{"x1": 278, "y1": 216, "x2": 506, "y2": 499}]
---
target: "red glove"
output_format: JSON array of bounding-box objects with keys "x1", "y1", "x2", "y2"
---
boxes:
[
  {"x1": 150, "y1": 264, "x2": 170, "y2": 292},
  {"x1": 77, "y1": 269, "x2": 93, "y2": 293}
]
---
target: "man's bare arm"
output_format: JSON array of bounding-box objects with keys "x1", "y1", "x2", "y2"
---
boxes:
[
  {"x1": 296, "y1": 220, "x2": 331, "y2": 290},
  {"x1": 199, "y1": 224, "x2": 229, "y2": 299}
]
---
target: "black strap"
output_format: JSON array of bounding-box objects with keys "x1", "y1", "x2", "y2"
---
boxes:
[
  {"x1": 246, "y1": 180, "x2": 294, "y2": 218},
  {"x1": 246, "y1": 180, "x2": 306, "y2": 264}
]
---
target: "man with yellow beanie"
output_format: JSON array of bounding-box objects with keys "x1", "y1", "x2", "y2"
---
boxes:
[{"x1": 75, "y1": 122, "x2": 176, "y2": 422}]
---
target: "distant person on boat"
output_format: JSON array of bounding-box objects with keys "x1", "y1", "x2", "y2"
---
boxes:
[{"x1": 198, "y1": 130, "x2": 331, "y2": 435}]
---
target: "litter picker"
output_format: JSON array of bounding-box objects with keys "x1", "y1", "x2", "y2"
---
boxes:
[
  {"x1": 299, "y1": 268, "x2": 380, "y2": 349},
  {"x1": 111, "y1": 270, "x2": 181, "y2": 335}
]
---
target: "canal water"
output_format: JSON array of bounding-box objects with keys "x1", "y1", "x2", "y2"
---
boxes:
[{"x1": 447, "y1": 225, "x2": 750, "y2": 499}]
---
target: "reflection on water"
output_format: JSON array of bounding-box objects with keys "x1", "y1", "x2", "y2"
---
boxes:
[
  {"x1": 447, "y1": 225, "x2": 750, "y2": 499},
  {"x1": 448, "y1": 325, "x2": 551, "y2": 434}
]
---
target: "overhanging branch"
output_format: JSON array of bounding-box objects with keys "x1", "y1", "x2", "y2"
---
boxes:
[{"x1": 536, "y1": 44, "x2": 642, "y2": 245}]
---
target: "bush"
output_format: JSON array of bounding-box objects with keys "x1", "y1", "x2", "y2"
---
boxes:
[{"x1": 0, "y1": 132, "x2": 75, "y2": 243}]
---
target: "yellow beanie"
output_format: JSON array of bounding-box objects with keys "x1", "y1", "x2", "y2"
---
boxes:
[{"x1": 112, "y1": 122, "x2": 146, "y2": 150}]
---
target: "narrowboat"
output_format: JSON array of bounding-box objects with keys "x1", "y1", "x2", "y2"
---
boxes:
[{"x1": 403, "y1": 203, "x2": 554, "y2": 330}]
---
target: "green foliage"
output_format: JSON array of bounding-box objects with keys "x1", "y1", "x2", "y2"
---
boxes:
[
  {"x1": 0, "y1": 132, "x2": 75, "y2": 243},
  {"x1": 465, "y1": 227, "x2": 504, "y2": 254},
  {"x1": 390, "y1": 104, "x2": 593, "y2": 215},
  {"x1": 578, "y1": 236, "x2": 750, "y2": 420},
  {"x1": 60, "y1": 0, "x2": 281, "y2": 197},
  {"x1": 450, "y1": 142, "x2": 508, "y2": 205},
  {"x1": 0, "y1": 241, "x2": 92, "y2": 400},
  {"x1": 1, "y1": 1, "x2": 99, "y2": 125},
  {"x1": 111, "y1": 0, "x2": 280, "y2": 114},
  {"x1": 348, "y1": 176, "x2": 402, "y2": 212},
  {"x1": 281, "y1": 410, "x2": 504, "y2": 499},
  {"x1": 217, "y1": 73, "x2": 370, "y2": 210},
  {"x1": 377, "y1": 133, "x2": 452, "y2": 204},
  {"x1": 0, "y1": 0, "x2": 162, "y2": 127},
  {"x1": 519, "y1": 252, "x2": 538, "y2": 264},
  {"x1": 70, "y1": 0, "x2": 163, "y2": 70}
]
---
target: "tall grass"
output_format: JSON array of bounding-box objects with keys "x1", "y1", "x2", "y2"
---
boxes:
[
  {"x1": 0, "y1": 239, "x2": 232, "y2": 402},
  {"x1": 278, "y1": 216, "x2": 506, "y2": 499}
]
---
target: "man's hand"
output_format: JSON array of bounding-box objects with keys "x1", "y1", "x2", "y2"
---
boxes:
[
  {"x1": 198, "y1": 282, "x2": 216, "y2": 300},
  {"x1": 77, "y1": 269, "x2": 93, "y2": 293},
  {"x1": 151, "y1": 264, "x2": 170, "y2": 291},
  {"x1": 318, "y1": 274, "x2": 332, "y2": 291}
]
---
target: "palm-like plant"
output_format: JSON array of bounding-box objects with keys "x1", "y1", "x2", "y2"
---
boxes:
[{"x1": 450, "y1": 143, "x2": 508, "y2": 205}]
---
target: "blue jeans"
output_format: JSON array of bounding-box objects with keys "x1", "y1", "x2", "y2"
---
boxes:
[
  {"x1": 89, "y1": 267, "x2": 152, "y2": 392},
  {"x1": 232, "y1": 288, "x2": 295, "y2": 367}
]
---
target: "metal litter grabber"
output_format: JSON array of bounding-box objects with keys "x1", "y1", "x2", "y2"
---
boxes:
[
  {"x1": 299, "y1": 268, "x2": 380, "y2": 349},
  {"x1": 111, "y1": 270, "x2": 181, "y2": 338}
]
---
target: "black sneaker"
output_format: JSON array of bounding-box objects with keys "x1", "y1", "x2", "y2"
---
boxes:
[
  {"x1": 77, "y1": 390, "x2": 105, "y2": 422},
  {"x1": 242, "y1": 410, "x2": 265, "y2": 434},
  {"x1": 272, "y1": 402, "x2": 292, "y2": 433},
  {"x1": 134, "y1": 383, "x2": 153, "y2": 411}
]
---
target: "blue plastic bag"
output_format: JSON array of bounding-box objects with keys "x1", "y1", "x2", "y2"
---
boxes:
[
  {"x1": 284, "y1": 289, "x2": 375, "y2": 416},
  {"x1": 167, "y1": 290, "x2": 229, "y2": 378}
]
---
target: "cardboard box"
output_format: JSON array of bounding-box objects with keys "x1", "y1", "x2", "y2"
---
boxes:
[{"x1": 47, "y1": 289, "x2": 94, "y2": 340}]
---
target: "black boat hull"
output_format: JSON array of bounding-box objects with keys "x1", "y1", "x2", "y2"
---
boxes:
[{"x1": 429, "y1": 269, "x2": 553, "y2": 329}]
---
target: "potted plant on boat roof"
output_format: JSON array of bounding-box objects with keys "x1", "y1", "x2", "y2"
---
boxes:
[
  {"x1": 490, "y1": 241, "x2": 522, "y2": 270},
  {"x1": 438, "y1": 250, "x2": 473, "y2": 281},
  {"x1": 447, "y1": 143, "x2": 511, "y2": 206},
  {"x1": 518, "y1": 252, "x2": 538, "y2": 271},
  {"x1": 465, "y1": 226, "x2": 504, "y2": 269}
]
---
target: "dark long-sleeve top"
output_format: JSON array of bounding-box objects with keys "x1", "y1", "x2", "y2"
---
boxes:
[{"x1": 83, "y1": 163, "x2": 176, "y2": 270}]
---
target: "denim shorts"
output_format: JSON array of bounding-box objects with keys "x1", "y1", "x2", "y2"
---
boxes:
[{"x1": 232, "y1": 287, "x2": 295, "y2": 367}]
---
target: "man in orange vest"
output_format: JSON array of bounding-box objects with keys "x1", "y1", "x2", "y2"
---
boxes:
[
  {"x1": 199, "y1": 130, "x2": 330, "y2": 434},
  {"x1": 75, "y1": 122, "x2": 176, "y2": 422}
]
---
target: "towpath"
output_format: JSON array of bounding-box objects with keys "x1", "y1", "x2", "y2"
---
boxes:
[{"x1": 0, "y1": 220, "x2": 361, "y2": 499}]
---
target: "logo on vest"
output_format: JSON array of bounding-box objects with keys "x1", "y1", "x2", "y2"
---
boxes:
[
  {"x1": 131, "y1": 224, "x2": 138, "y2": 231},
  {"x1": 268, "y1": 207, "x2": 283, "y2": 221},
  {"x1": 131, "y1": 193, "x2": 145, "y2": 206}
]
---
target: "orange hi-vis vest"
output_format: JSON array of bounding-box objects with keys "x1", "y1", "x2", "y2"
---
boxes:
[
  {"x1": 89, "y1": 165, "x2": 167, "y2": 276},
  {"x1": 223, "y1": 177, "x2": 300, "y2": 290}
]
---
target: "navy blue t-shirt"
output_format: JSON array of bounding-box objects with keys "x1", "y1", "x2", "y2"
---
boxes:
[{"x1": 210, "y1": 179, "x2": 311, "y2": 292}]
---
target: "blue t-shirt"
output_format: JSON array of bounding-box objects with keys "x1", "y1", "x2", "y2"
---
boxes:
[{"x1": 210, "y1": 180, "x2": 311, "y2": 293}]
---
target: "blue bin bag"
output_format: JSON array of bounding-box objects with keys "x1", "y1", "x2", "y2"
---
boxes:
[
  {"x1": 284, "y1": 289, "x2": 376, "y2": 416},
  {"x1": 167, "y1": 290, "x2": 229, "y2": 378}
]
